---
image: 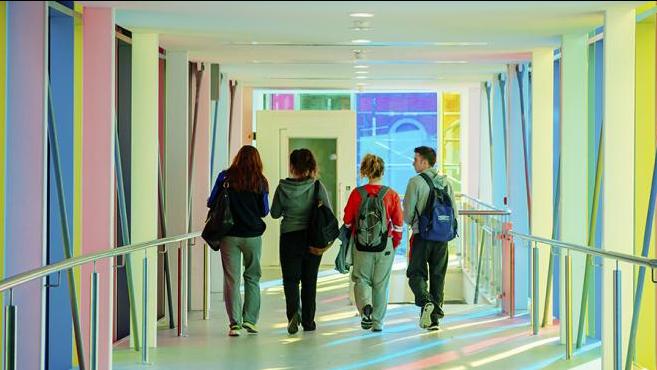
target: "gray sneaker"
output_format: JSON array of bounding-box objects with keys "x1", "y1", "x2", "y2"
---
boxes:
[{"x1": 419, "y1": 302, "x2": 434, "y2": 329}]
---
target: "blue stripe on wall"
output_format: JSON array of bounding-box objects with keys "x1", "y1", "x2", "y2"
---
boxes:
[
  {"x1": 508, "y1": 65, "x2": 530, "y2": 311},
  {"x1": 47, "y1": 7, "x2": 74, "y2": 370}
]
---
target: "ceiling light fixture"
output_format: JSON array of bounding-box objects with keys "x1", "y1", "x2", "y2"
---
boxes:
[
  {"x1": 355, "y1": 70, "x2": 369, "y2": 74},
  {"x1": 351, "y1": 39, "x2": 371, "y2": 44},
  {"x1": 355, "y1": 76, "x2": 368, "y2": 79},
  {"x1": 350, "y1": 12, "x2": 374, "y2": 18}
]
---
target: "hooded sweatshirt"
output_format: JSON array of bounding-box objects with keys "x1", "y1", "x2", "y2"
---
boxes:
[
  {"x1": 403, "y1": 167, "x2": 455, "y2": 234},
  {"x1": 271, "y1": 178, "x2": 331, "y2": 234}
]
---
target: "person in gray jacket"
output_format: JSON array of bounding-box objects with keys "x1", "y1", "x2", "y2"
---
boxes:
[
  {"x1": 271, "y1": 149, "x2": 331, "y2": 334},
  {"x1": 403, "y1": 146, "x2": 455, "y2": 331}
]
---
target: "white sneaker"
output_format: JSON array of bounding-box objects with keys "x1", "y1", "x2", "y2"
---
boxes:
[
  {"x1": 419, "y1": 302, "x2": 434, "y2": 329},
  {"x1": 228, "y1": 325, "x2": 241, "y2": 337}
]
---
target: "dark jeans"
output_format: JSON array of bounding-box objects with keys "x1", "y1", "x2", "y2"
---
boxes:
[
  {"x1": 280, "y1": 229, "x2": 322, "y2": 328},
  {"x1": 407, "y1": 235, "x2": 449, "y2": 321}
]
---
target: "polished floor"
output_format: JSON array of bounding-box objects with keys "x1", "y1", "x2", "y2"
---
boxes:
[{"x1": 113, "y1": 268, "x2": 602, "y2": 370}]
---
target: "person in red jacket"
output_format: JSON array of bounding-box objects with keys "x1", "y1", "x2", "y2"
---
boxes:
[{"x1": 343, "y1": 154, "x2": 403, "y2": 332}]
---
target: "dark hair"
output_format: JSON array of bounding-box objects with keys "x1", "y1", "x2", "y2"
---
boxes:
[
  {"x1": 414, "y1": 146, "x2": 437, "y2": 167},
  {"x1": 289, "y1": 148, "x2": 318, "y2": 179},
  {"x1": 360, "y1": 154, "x2": 385, "y2": 179},
  {"x1": 226, "y1": 145, "x2": 269, "y2": 193}
]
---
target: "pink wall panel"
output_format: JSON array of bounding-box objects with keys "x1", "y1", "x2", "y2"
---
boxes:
[
  {"x1": 81, "y1": 8, "x2": 114, "y2": 370},
  {"x1": 5, "y1": 2, "x2": 46, "y2": 368}
]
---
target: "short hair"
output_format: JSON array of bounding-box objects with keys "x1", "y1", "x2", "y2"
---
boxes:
[
  {"x1": 360, "y1": 154, "x2": 385, "y2": 179},
  {"x1": 414, "y1": 146, "x2": 437, "y2": 167},
  {"x1": 289, "y1": 148, "x2": 318, "y2": 179}
]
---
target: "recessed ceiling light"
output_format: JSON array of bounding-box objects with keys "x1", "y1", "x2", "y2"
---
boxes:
[
  {"x1": 354, "y1": 65, "x2": 369, "y2": 69},
  {"x1": 351, "y1": 39, "x2": 371, "y2": 44},
  {"x1": 355, "y1": 76, "x2": 368, "y2": 79},
  {"x1": 355, "y1": 70, "x2": 369, "y2": 74},
  {"x1": 350, "y1": 13, "x2": 374, "y2": 18}
]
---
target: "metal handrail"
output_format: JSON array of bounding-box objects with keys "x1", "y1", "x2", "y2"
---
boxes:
[
  {"x1": 459, "y1": 209, "x2": 511, "y2": 216},
  {"x1": 456, "y1": 192, "x2": 511, "y2": 213},
  {"x1": 0, "y1": 232, "x2": 201, "y2": 293},
  {"x1": 509, "y1": 230, "x2": 657, "y2": 269}
]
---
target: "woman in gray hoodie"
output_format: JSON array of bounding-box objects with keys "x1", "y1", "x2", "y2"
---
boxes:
[{"x1": 271, "y1": 149, "x2": 331, "y2": 334}]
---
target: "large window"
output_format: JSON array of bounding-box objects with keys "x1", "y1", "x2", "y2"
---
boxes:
[{"x1": 356, "y1": 92, "x2": 439, "y2": 256}]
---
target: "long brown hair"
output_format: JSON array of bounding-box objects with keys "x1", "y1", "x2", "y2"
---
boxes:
[{"x1": 226, "y1": 145, "x2": 269, "y2": 193}]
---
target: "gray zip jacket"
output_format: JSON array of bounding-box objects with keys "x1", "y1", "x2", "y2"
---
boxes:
[{"x1": 271, "y1": 178, "x2": 331, "y2": 234}]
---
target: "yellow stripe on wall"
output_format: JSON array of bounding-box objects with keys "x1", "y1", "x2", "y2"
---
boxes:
[
  {"x1": 72, "y1": 2, "x2": 83, "y2": 366},
  {"x1": 635, "y1": 7, "x2": 656, "y2": 369}
]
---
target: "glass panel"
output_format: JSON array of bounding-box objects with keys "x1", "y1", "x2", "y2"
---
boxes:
[
  {"x1": 288, "y1": 138, "x2": 338, "y2": 212},
  {"x1": 300, "y1": 94, "x2": 351, "y2": 110},
  {"x1": 441, "y1": 93, "x2": 461, "y2": 193},
  {"x1": 270, "y1": 93, "x2": 295, "y2": 110}
]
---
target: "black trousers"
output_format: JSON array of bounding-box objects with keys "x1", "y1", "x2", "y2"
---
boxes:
[
  {"x1": 406, "y1": 235, "x2": 449, "y2": 321},
  {"x1": 280, "y1": 229, "x2": 322, "y2": 328}
]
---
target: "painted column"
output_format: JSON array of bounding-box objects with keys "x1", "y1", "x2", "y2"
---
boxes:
[
  {"x1": 634, "y1": 9, "x2": 656, "y2": 370},
  {"x1": 560, "y1": 34, "x2": 589, "y2": 341},
  {"x1": 130, "y1": 32, "x2": 159, "y2": 348},
  {"x1": 190, "y1": 63, "x2": 210, "y2": 310},
  {"x1": 242, "y1": 86, "x2": 254, "y2": 146},
  {"x1": 602, "y1": 7, "x2": 635, "y2": 369},
  {"x1": 164, "y1": 50, "x2": 188, "y2": 323},
  {"x1": 210, "y1": 66, "x2": 227, "y2": 293},
  {"x1": 229, "y1": 83, "x2": 244, "y2": 159},
  {"x1": 465, "y1": 85, "x2": 481, "y2": 198},
  {"x1": 5, "y1": 2, "x2": 47, "y2": 369},
  {"x1": 531, "y1": 49, "x2": 553, "y2": 324},
  {"x1": 81, "y1": 7, "x2": 115, "y2": 369},
  {"x1": 479, "y1": 82, "x2": 493, "y2": 203}
]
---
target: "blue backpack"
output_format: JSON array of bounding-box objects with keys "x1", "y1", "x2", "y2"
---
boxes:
[{"x1": 416, "y1": 173, "x2": 457, "y2": 242}]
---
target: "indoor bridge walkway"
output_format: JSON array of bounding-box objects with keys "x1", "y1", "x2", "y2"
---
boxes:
[{"x1": 113, "y1": 269, "x2": 601, "y2": 370}]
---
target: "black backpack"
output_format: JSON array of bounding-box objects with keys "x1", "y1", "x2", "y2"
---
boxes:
[
  {"x1": 202, "y1": 182, "x2": 234, "y2": 251},
  {"x1": 308, "y1": 181, "x2": 340, "y2": 249}
]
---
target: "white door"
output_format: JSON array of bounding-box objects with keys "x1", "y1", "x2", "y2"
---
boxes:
[{"x1": 257, "y1": 110, "x2": 357, "y2": 267}]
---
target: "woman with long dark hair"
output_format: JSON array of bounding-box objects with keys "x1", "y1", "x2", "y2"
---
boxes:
[
  {"x1": 271, "y1": 149, "x2": 331, "y2": 334},
  {"x1": 207, "y1": 145, "x2": 270, "y2": 337}
]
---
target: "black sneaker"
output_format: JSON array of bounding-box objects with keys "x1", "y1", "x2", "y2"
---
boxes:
[
  {"x1": 427, "y1": 321, "x2": 440, "y2": 331},
  {"x1": 435, "y1": 305, "x2": 445, "y2": 319},
  {"x1": 303, "y1": 321, "x2": 316, "y2": 332},
  {"x1": 288, "y1": 313, "x2": 300, "y2": 335},
  {"x1": 361, "y1": 304, "x2": 373, "y2": 330}
]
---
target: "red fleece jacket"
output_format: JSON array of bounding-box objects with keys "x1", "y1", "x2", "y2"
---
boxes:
[{"x1": 343, "y1": 184, "x2": 404, "y2": 248}]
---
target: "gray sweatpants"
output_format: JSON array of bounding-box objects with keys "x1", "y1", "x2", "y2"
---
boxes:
[
  {"x1": 220, "y1": 236, "x2": 262, "y2": 327},
  {"x1": 351, "y1": 238, "x2": 395, "y2": 330}
]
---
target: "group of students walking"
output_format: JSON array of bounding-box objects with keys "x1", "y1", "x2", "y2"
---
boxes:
[{"x1": 206, "y1": 145, "x2": 456, "y2": 337}]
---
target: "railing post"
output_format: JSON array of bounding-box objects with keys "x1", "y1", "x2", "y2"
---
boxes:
[
  {"x1": 565, "y1": 253, "x2": 573, "y2": 360},
  {"x1": 141, "y1": 256, "x2": 150, "y2": 365},
  {"x1": 532, "y1": 242, "x2": 539, "y2": 335},
  {"x1": 177, "y1": 241, "x2": 183, "y2": 337},
  {"x1": 4, "y1": 289, "x2": 16, "y2": 370},
  {"x1": 90, "y1": 264, "x2": 99, "y2": 370},
  {"x1": 203, "y1": 245, "x2": 209, "y2": 320},
  {"x1": 499, "y1": 222, "x2": 515, "y2": 318},
  {"x1": 613, "y1": 261, "x2": 621, "y2": 370}
]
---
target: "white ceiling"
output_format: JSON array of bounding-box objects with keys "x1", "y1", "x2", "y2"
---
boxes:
[{"x1": 82, "y1": 1, "x2": 648, "y2": 90}]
